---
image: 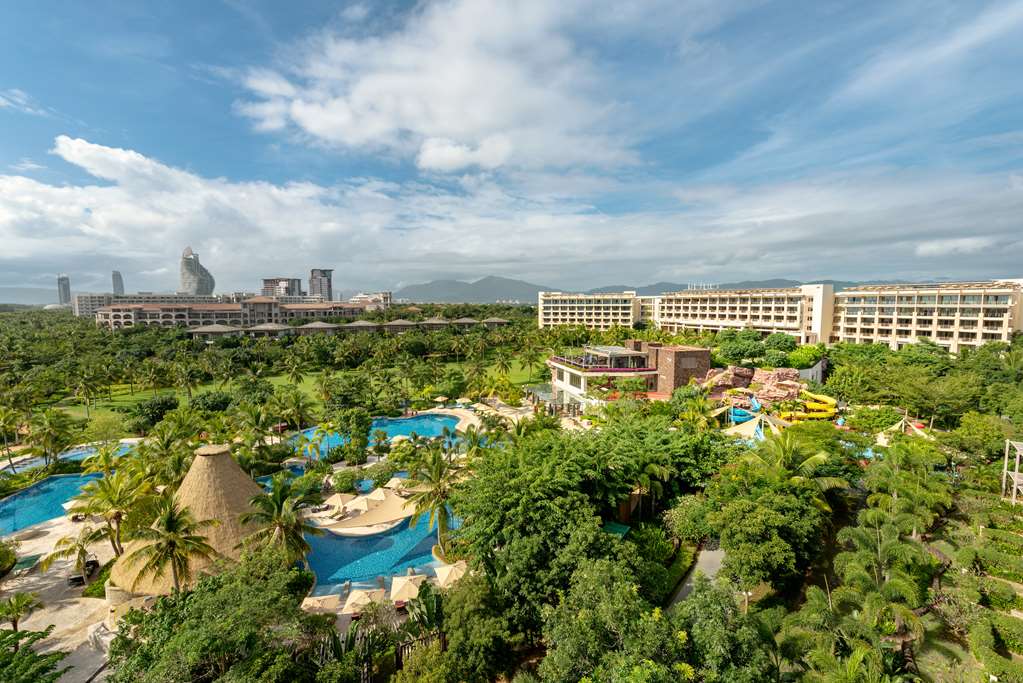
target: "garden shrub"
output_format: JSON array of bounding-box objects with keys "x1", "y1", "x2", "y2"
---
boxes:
[
  {"x1": 969, "y1": 613, "x2": 1023, "y2": 682},
  {"x1": 331, "y1": 469, "x2": 358, "y2": 494}
]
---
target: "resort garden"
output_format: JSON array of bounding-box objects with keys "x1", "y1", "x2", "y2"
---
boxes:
[{"x1": 0, "y1": 308, "x2": 1023, "y2": 681}]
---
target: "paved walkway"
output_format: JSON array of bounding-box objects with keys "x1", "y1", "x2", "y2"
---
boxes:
[{"x1": 668, "y1": 548, "x2": 724, "y2": 607}]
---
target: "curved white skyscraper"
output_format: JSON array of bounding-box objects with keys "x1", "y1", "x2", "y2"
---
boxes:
[
  {"x1": 179, "y1": 246, "x2": 215, "y2": 295},
  {"x1": 112, "y1": 270, "x2": 124, "y2": 295}
]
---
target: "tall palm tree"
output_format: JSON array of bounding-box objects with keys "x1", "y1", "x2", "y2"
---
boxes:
[
  {"x1": 408, "y1": 448, "x2": 460, "y2": 552},
  {"x1": 677, "y1": 393, "x2": 720, "y2": 431},
  {"x1": 743, "y1": 431, "x2": 848, "y2": 511},
  {"x1": 517, "y1": 345, "x2": 543, "y2": 383},
  {"x1": 240, "y1": 473, "x2": 323, "y2": 566},
  {"x1": 0, "y1": 405, "x2": 21, "y2": 471},
  {"x1": 26, "y1": 409, "x2": 74, "y2": 467},
  {"x1": 282, "y1": 353, "x2": 307, "y2": 387},
  {"x1": 40, "y1": 525, "x2": 102, "y2": 585},
  {"x1": 122, "y1": 496, "x2": 218, "y2": 594},
  {"x1": 315, "y1": 370, "x2": 336, "y2": 404},
  {"x1": 0, "y1": 593, "x2": 42, "y2": 634},
  {"x1": 70, "y1": 470, "x2": 143, "y2": 556},
  {"x1": 171, "y1": 361, "x2": 198, "y2": 400},
  {"x1": 270, "y1": 389, "x2": 316, "y2": 431},
  {"x1": 492, "y1": 349, "x2": 513, "y2": 378}
]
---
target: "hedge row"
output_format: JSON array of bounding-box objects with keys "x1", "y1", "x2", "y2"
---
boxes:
[
  {"x1": 969, "y1": 613, "x2": 1023, "y2": 682},
  {"x1": 985, "y1": 527, "x2": 1023, "y2": 555},
  {"x1": 971, "y1": 546, "x2": 1023, "y2": 584},
  {"x1": 980, "y1": 576, "x2": 1023, "y2": 612}
]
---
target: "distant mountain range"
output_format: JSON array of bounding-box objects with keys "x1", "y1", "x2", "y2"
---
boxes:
[
  {"x1": 393, "y1": 276, "x2": 905, "y2": 303},
  {"x1": 0, "y1": 287, "x2": 60, "y2": 305}
]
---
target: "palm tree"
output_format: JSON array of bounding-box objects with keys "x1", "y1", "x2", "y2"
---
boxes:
[
  {"x1": 82, "y1": 441, "x2": 120, "y2": 476},
  {"x1": 493, "y1": 349, "x2": 513, "y2": 378},
  {"x1": 408, "y1": 448, "x2": 460, "y2": 552},
  {"x1": 677, "y1": 393, "x2": 720, "y2": 431},
  {"x1": 122, "y1": 495, "x2": 218, "y2": 593},
  {"x1": 240, "y1": 473, "x2": 323, "y2": 566},
  {"x1": 171, "y1": 361, "x2": 198, "y2": 400},
  {"x1": 0, "y1": 593, "x2": 42, "y2": 634},
  {"x1": 282, "y1": 353, "x2": 307, "y2": 387},
  {"x1": 0, "y1": 405, "x2": 21, "y2": 471},
  {"x1": 517, "y1": 345, "x2": 543, "y2": 383},
  {"x1": 315, "y1": 370, "x2": 336, "y2": 404},
  {"x1": 743, "y1": 431, "x2": 848, "y2": 511},
  {"x1": 270, "y1": 389, "x2": 316, "y2": 430},
  {"x1": 26, "y1": 409, "x2": 74, "y2": 467},
  {"x1": 40, "y1": 525, "x2": 101, "y2": 585},
  {"x1": 70, "y1": 470, "x2": 142, "y2": 556},
  {"x1": 72, "y1": 370, "x2": 101, "y2": 419}
]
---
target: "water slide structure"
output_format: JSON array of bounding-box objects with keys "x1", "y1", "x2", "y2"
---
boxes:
[{"x1": 777, "y1": 391, "x2": 837, "y2": 422}]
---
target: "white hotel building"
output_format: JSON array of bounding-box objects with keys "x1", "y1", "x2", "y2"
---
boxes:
[{"x1": 538, "y1": 279, "x2": 1023, "y2": 352}]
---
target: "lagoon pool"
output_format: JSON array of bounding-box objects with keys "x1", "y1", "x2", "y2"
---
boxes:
[
  {"x1": 8, "y1": 443, "x2": 134, "y2": 474},
  {"x1": 0, "y1": 472, "x2": 102, "y2": 536},
  {"x1": 305, "y1": 510, "x2": 460, "y2": 595},
  {"x1": 300, "y1": 414, "x2": 460, "y2": 458}
]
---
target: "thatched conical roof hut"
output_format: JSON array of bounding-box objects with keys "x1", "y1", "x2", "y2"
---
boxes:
[{"x1": 109, "y1": 444, "x2": 265, "y2": 596}]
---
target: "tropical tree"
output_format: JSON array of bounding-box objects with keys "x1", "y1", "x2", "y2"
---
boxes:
[
  {"x1": 0, "y1": 405, "x2": 21, "y2": 471},
  {"x1": 40, "y1": 525, "x2": 101, "y2": 585},
  {"x1": 281, "y1": 353, "x2": 307, "y2": 387},
  {"x1": 25, "y1": 409, "x2": 75, "y2": 467},
  {"x1": 170, "y1": 361, "x2": 199, "y2": 400},
  {"x1": 408, "y1": 447, "x2": 460, "y2": 551},
  {"x1": 493, "y1": 349, "x2": 513, "y2": 379},
  {"x1": 122, "y1": 496, "x2": 218, "y2": 593},
  {"x1": 743, "y1": 431, "x2": 847, "y2": 510},
  {"x1": 240, "y1": 473, "x2": 324, "y2": 566},
  {"x1": 0, "y1": 593, "x2": 41, "y2": 633},
  {"x1": 517, "y1": 344, "x2": 543, "y2": 383},
  {"x1": 82, "y1": 441, "x2": 121, "y2": 476},
  {"x1": 70, "y1": 469, "x2": 143, "y2": 556}
]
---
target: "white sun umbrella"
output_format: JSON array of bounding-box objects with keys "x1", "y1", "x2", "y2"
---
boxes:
[
  {"x1": 384, "y1": 477, "x2": 407, "y2": 490},
  {"x1": 455, "y1": 397, "x2": 471, "y2": 404},
  {"x1": 323, "y1": 492, "x2": 356, "y2": 509},
  {"x1": 305, "y1": 592, "x2": 345, "y2": 613},
  {"x1": 345, "y1": 496, "x2": 379, "y2": 513},
  {"x1": 366, "y1": 487, "x2": 388, "y2": 502},
  {"x1": 341, "y1": 588, "x2": 387, "y2": 615},
  {"x1": 433, "y1": 396, "x2": 448, "y2": 403},
  {"x1": 434, "y1": 561, "x2": 468, "y2": 588},
  {"x1": 390, "y1": 574, "x2": 427, "y2": 602}
]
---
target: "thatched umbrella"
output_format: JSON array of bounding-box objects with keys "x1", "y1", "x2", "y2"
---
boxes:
[{"x1": 109, "y1": 444, "x2": 265, "y2": 596}]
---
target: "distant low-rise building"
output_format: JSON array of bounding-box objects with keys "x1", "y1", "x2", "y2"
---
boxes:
[
  {"x1": 538, "y1": 291, "x2": 642, "y2": 330},
  {"x1": 348, "y1": 291, "x2": 393, "y2": 308},
  {"x1": 95, "y1": 297, "x2": 365, "y2": 329}
]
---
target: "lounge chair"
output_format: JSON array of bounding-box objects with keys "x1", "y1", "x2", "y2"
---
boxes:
[{"x1": 67, "y1": 574, "x2": 86, "y2": 587}]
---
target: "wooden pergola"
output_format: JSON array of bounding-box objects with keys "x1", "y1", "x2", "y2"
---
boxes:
[{"x1": 1001, "y1": 440, "x2": 1023, "y2": 505}]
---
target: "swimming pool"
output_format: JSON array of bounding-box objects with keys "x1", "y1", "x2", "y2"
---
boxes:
[
  {"x1": 0, "y1": 472, "x2": 102, "y2": 536},
  {"x1": 305, "y1": 510, "x2": 460, "y2": 595},
  {"x1": 300, "y1": 414, "x2": 460, "y2": 458},
  {"x1": 7, "y1": 443, "x2": 134, "y2": 474}
]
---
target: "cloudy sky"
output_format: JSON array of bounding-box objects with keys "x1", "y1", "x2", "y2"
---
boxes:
[{"x1": 2, "y1": 0, "x2": 1022, "y2": 297}]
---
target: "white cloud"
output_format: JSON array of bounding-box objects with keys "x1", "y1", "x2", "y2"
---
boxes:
[
  {"x1": 0, "y1": 89, "x2": 51, "y2": 117},
  {"x1": 234, "y1": 0, "x2": 636, "y2": 170},
  {"x1": 2, "y1": 136, "x2": 1023, "y2": 292},
  {"x1": 915, "y1": 237, "x2": 997, "y2": 257},
  {"x1": 9, "y1": 158, "x2": 45, "y2": 172}
]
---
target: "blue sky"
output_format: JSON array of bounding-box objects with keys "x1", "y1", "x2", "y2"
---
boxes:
[{"x1": 2, "y1": 0, "x2": 1022, "y2": 297}]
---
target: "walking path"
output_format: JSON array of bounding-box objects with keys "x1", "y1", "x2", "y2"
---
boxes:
[{"x1": 668, "y1": 547, "x2": 724, "y2": 607}]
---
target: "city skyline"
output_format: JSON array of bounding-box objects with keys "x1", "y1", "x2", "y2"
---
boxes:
[{"x1": 2, "y1": 1, "x2": 1023, "y2": 293}]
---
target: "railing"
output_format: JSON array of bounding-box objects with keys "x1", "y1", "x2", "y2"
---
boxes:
[{"x1": 549, "y1": 356, "x2": 656, "y2": 372}]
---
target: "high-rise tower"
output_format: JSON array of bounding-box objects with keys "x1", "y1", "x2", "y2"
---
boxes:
[
  {"x1": 112, "y1": 270, "x2": 125, "y2": 296},
  {"x1": 309, "y1": 268, "x2": 333, "y2": 301},
  {"x1": 179, "y1": 246, "x2": 215, "y2": 295},
  {"x1": 57, "y1": 274, "x2": 71, "y2": 304}
]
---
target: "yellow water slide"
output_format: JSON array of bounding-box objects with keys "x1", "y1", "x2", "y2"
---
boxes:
[{"x1": 777, "y1": 391, "x2": 837, "y2": 422}]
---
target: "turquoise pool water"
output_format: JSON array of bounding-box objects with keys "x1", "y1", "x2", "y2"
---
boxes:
[
  {"x1": 0, "y1": 472, "x2": 102, "y2": 536},
  {"x1": 300, "y1": 414, "x2": 459, "y2": 458},
  {"x1": 305, "y1": 510, "x2": 460, "y2": 596},
  {"x1": 8, "y1": 443, "x2": 133, "y2": 474}
]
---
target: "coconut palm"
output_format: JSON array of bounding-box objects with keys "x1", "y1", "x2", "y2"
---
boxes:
[
  {"x1": 677, "y1": 393, "x2": 720, "y2": 431},
  {"x1": 40, "y1": 525, "x2": 102, "y2": 585},
  {"x1": 171, "y1": 361, "x2": 199, "y2": 400},
  {"x1": 281, "y1": 353, "x2": 307, "y2": 387},
  {"x1": 517, "y1": 344, "x2": 544, "y2": 383},
  {"x1": 82, "y1": 441, "x2": 121, "y2": 476},
  {"x1": 240, "y1": 473, "x2": 323, "y2": 566},
  {"x1": 492, "y1": 349, "x2": 514, "y2": 378},
  {"x1": 0, "y1": 592, "x2": 42, "y2": 634},
  {"x1": 0, "y1": 405, "x2": 21, "y2": 471},
  {"x1": 71, "y1": 469, "x2": 143, "y2": 556},
  {"x1": 407, "y1": 447, "x2": 460, "y2": 552},
  {"x1": 26, "y1": 409, "x2": 74, "y2": 467},
  {"x1": 122, "y1": 495, "x2": 218, "y2": 593},
  {"x1": 270, "y1": 389, "x2": 316, "y2": 430},
  {"x1": 743, "y1": 431, "x2": 848, "y2": 511},
  {"x1": 315, "y1": 370, "x2": 336, "y2": 403}
]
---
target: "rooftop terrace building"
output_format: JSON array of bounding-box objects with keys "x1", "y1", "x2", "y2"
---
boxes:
[
  {"x1": 547, "y1": 342, "x2": 710, "y2": 408},
  {"x1": 832, "y1": 280, "x2": 1023, "y2": 352},
  {"x1": 261, "y1": 277, "x2": 303, "y2": 297}
]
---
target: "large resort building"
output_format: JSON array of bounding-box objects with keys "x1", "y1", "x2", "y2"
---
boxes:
[
  {"x1": 832, "y1": 280, "x2": 1023, "y2": 353},
  {"x1": 539, "y1": 279, "x2": 1023, "y2": 352}
]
